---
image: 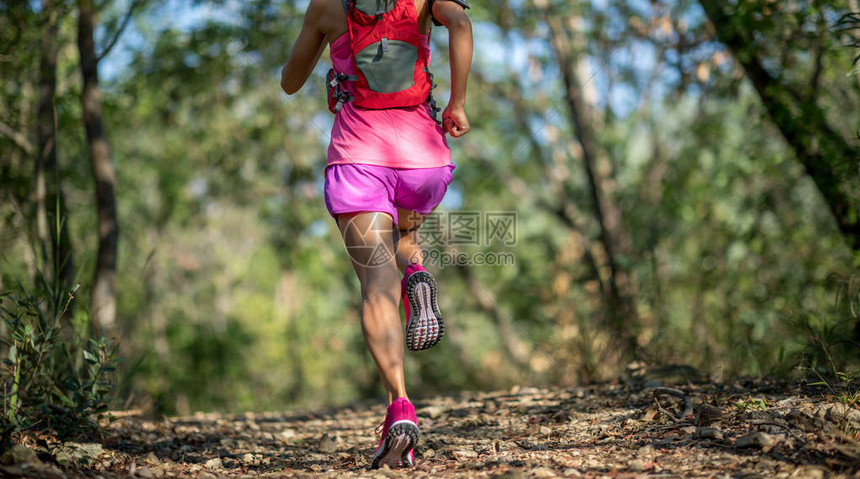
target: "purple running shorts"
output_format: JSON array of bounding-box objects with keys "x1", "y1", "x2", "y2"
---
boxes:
[{"x1": 324, "y1": 163, "x2": 455, "y2": 224}]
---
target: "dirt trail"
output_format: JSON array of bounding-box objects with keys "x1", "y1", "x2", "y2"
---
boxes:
[{"x1": 2, "y1": 380, "x2": 859, "y2": 478}]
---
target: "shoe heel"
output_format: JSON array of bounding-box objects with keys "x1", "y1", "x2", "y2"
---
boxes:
[{"x1": 373, "y1": 421, "x2": 418, "y2": 469}]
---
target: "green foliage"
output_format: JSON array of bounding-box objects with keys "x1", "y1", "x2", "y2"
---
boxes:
[
  {"x1": 0, "y1": 281, "x2": 118, "y2": 451},
  {"x1": 789, "y1": 274, "x2": 860, "y2": 411},
  {"x1": 808, "y1": 368, "x2": 859, "y2": 436},
  {"x1": 734, "y1": 396, "x2": 768, "y2": 413}
]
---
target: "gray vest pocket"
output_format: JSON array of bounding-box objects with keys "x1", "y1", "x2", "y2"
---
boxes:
[
  {"x1": 353, "y1": 0, "x2": 396, "y2": 16},
  {"x1": 355, "y1": 40, "x2": 418, "y2": 93}
]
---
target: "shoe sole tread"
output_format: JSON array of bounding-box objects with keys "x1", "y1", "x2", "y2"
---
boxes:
[
  {"x1": 405, "y1": 271, "x2": 445, "y2": 351},
  {"x1": 371, "y1": 421, "x2": 419, "y2": 469}
]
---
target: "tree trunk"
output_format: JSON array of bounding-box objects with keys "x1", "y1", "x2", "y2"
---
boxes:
[
  {"x1": 698, "y1": 0, "x2": 860, "y2": 252},
  {"x1": 78, "y1": 0, "x2": 119, "y2": 336},
  {"x1": 35, "y1": 0, "x2": 56, "y2": 281},
  {"x1": 539, "y1": 6, "x2": 641, "y2": 362},
  {"x1": 36, "y1": 0, "x2": 76, "y2": 305}
]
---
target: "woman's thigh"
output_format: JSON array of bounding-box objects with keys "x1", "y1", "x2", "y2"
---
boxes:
[{"x1": 336, "y1": 212, "x2": 400, "y2": 295}]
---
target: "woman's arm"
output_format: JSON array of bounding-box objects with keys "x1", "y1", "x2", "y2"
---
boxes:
[
  {"x1": 281, "y1": 0, "x2": 328, "y2": 95},
  {"x1": 432, "y1": 0, "x2": 472, "y2": 137}
]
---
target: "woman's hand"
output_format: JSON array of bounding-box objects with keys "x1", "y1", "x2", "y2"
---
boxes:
[
  {"x1": 433, "y1": 1, "x2": 472, "y2": 138},
  {"x1": 442, "y1": 104, "x2": 470, "y2": 138}
]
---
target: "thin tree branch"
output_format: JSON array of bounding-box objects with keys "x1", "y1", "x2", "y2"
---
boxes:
[
  {"x1": 809, "y1": 13, "x2": 826, "y2": 95},
  {"x1": 451, "y1": 261, "x2": 532, "y2": 369},
  {"x1": 96, "y1": 0, "x2": 145, "y2": 62},
  {"x1": 653, "y1": 387, "x2": 694, "y2": 422},
  {"x1": 0, "y1": 122, "x2": 34, "y2": 156}
]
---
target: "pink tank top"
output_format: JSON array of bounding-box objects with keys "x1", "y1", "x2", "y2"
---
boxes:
[{"x1": 326, "y1": 33, "x2": 451, "y2": 169}]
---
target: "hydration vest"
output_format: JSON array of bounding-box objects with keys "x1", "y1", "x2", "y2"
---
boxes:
[{"x1": 327, "y1": 0, "x2": 439, "y2": 119}]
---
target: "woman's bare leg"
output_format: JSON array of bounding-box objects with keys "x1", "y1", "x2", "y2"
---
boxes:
[
  {"x1": 393, "y1": 208, "x2": 445, "y2": 350},
  {"x1": 394, "y1": 208, "x2": 428, "y2": 274},
  {"x1": 337, "y1": 212, "x2": 407, "y2": 404}
]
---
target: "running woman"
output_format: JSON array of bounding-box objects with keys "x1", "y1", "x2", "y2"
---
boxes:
[{"x1": 280, "y1": 0, "x2": 472, "y2": 469}]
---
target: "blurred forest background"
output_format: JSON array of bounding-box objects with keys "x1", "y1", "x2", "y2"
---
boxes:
[{"x1": 1, "y1": 0, "x2": 859, "y2": 421}]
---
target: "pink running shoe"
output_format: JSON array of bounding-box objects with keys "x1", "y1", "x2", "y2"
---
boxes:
[
  {"x1": 401, "y1": 263, "x2": 445, "y2": 351},
  {"x1": 371, "y1": 398, "x2": 419, "y2": 469}
]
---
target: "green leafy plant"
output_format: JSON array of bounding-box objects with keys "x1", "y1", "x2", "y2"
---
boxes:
[
  {"x1": 792, "y1": 273, "x2": 860, "y2": 432},
  {"x1": 785, "y1": 273, "x2": 860, "y2": 382},
  {"x1": 0, "y1": 280, "x2": 118, "y2": 451},
  {"x1": 808, "y1": 370, "x2": 859, "y2": 436},
  {"x1": 734, "y1": 396, "x2": 768, "y2": 413},
  {"x1": 809, "y1": 369, "x2": 859, "y2": 413}
]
